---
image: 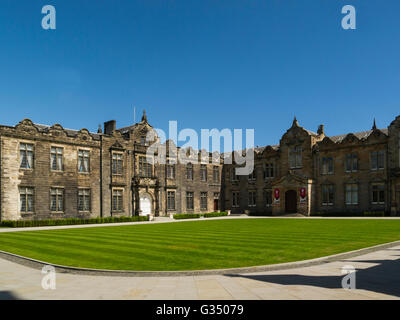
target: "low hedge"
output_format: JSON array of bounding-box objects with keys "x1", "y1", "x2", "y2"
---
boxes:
[
  {"x1": 0, "y1": 216, "x2": 149, "y2": 228},
  {"x1": 173, "y1": 213, "x2": 202, "y2": 220},
  {"x1": 363, "y1": 211, "x2": 385, "y2": 217},
  {"x1": 173, "y1": 212, "x2": 228, "y2": 219},
  {"x1": 203, "y1": 212, "x2": 228, "y2": 218},
  {"x1": 311, "y1": 211, "x2": 386, "y2": 217},
  {"x1": 248, "y1": 212, "x2": 273, "y2": 217}
]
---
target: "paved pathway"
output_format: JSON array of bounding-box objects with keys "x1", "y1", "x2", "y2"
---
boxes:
[
  {"x1": 1, "y1": 245, "x2": 400, "y2": 300},
  {"x1": 1, "y1": 215, "x2": 400, "y2": 234}
]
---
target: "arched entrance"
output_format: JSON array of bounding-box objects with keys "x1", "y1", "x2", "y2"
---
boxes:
[
  {"x1": 285, "y1": 190, "x2": 297, "y2": 213},
  {"x1": 139, "y1": 193, "x2": 152, "y2": 216}
]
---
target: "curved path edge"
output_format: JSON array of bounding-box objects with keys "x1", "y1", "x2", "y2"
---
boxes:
[{"x1": 1, "y1": 239, "x2": 400, "y2": 277}]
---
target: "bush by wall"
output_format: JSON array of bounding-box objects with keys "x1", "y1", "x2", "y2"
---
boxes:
[
  {"x1": 311, "y1": 211, "x2": 386, "y2": 217},
  {"x1": 363, "y1": 211, "x2": 385, "y2": 217},
  {"x1": 173, "y1": 212, "x2": 229, "y2": 219},
  {"x1": 0, "y1": 216, "x2": 149, "y2": 228},
  {"x1": 173, "y1": 213, "x2": 202, "y2": 220},
  {"x1": 248, "y1": 212, "x2": 273, "y2": 217},
  {"x1": 203, "y1": 212, "x2": 228, "y2": 218}
]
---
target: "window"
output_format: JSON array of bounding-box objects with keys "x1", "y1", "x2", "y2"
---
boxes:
[
  {"x1": 50, "y1": 188, "x2": 64, "y2": 212},
  {"x1": 232, "y1": 191, "x2": 240, "y2": 207},
  {"x1": 166, "y1": 160, "x2": 176, "y2": 179},
  {"x1": 20, "y1": 187, "x2": 34, "y2": 213},
  {"x1": 248, "y1": 168, "x2": 256, "y2": 181},
  {"x1": 167, "y1": 191, "x2": 176, "y2": 210},
  {"x1": 112, "y1": 189, "x2": 123, "y2": 211},
  {"x1": 372, "y1": 184, "x2": 385, "y2": 204},
  {"x1": 186, "y1": 192, "x2": 194, "y2": 210},
  {"x1": 213, "y1": 166, "x2": 220, "y2": 183},
  {"x1": 20, "y1": 143, "x2": 34, "y2": 169},
  {"x1": 264, "y1": 190, "x2": 272, "y2": 207},
  {"x1": 231, "y1": 167, "x2": 239, "y2": 182},
  {"x1": 140, "y1": 136, "x2": 147, "y2": 146},
  {"x1": 345, "y1": 184, "x2": 358, "y2": 205},
  {"x1": 200, "y1": 192, "x2": 208, "y2": 210},
  {"x1": 112, "y1": 153, "x2": 123, "y2": 175},
  {"x1": 371, "y1": 151, "x2": 385, "y2": 170},
  {"x1": 78, "y1": 189, "x2": 91, "y2": 211},
  {"x1": 200, "y1": 165, "x2": 207, "y2": 181},
  {"x1": 264, "y1": 163, "x2": 274, "y2": 179},
  {"x1": 289, "y1": 146, "x2": 302, "y2": 169},
  {"x1": 186, "y1": 163, "x2": 193, "y2": 180},
  {"x1": 51, "y1": 147, "x2": 63, "y2": 171},
  {"x1": 78, "y1": 150, "x2": 90, "y2": 173},
  {"x1": 139, "y1": 156, "x2": 152, "y2": 177},
  {"x1": 322, "y1": 184, "x2": 334, "y2": 205},
  {"x1": 345, "y1": 154, "x2": 358, "y2": 172},
  {"x1": 248, "y1": 191, "x2": 256, "y2": 207},
  {"x1": 321, "y1": 157, "x2": 334, "y2": 175}
]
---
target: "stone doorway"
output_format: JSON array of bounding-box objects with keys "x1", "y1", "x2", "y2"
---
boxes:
[
  {"x1": 139, "y1": 193, "x2": 152, "y2": 216},
  {"x1": 285, "y1": 190, "x2": 297, "y2": 213},
  {"x1": 214, "y1": 199, "x2": 219, "y2": 211}
]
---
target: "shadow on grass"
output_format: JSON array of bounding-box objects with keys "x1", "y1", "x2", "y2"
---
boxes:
[{"x1": 227, "y1": 257, "x2": 400, "y2": 298}]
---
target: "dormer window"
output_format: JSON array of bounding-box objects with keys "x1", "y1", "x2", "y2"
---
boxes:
[
  {"x1": 289, "y1": 146, "x2": 302, "y2": 169},
  {"x1": 140, "y1": 136, "x2": 147, "y2": 146}
]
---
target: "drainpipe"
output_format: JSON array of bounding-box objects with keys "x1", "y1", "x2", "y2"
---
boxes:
[
  {"x1": 0, "y1": 136, "x2": 2, "y2": 222},
  {"x1": 100, "y1": 136, "x2": 103, "y2": 218}
]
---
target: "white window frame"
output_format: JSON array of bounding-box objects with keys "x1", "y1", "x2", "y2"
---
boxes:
[
  {"x1": 78, "y1": 189, "x2": 91, "y2": 212},
  {"x1": 78, "y1": 150, "x2": 90, "y2": 173},
  {"x1": 345, "y1": 184, "x2": 358, "y2": 205},
  {"x1": 50, "y1": 147, "x2": 63, "y2": 171},
  {"x1": 371, "y1": 184, "x2": 385, "y2": 205},
  {"x1": 322, "y1": 184, "x2": 334, "y2": 206},
  {"x1": 50, "y1": 188, "x2": 64, "y2": 212},
  {"x1": 248, "y1": 191, "x2": 257, "y2": 207},
  {"x1": 20, "y1": 143, "x2": 34, "y2": 169},
  {"x1": 19, "y1": 187, "x2": 35, "y2": 213}
]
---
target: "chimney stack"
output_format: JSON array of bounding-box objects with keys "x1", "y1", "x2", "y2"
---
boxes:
[
  {"x1": 104, "y1": 120, "x2": 116, "y2": 135},
  {"x1": 317, "y1": 124, "x2": 324, "y2": 135}
]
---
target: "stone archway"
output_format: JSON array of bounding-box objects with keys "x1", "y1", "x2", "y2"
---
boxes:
[
  {"x1": 139, "y1": 192, "x2": 153, "y2": 216},
  {"x1": 285, "y1": 190, "x2": 297, "y2": 213}
]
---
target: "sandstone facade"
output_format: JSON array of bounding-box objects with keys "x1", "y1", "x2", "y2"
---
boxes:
[
  {"x1": 1, "y1": 112, "x2": 400, "y2": 221},
  {"x1": 224, "y1": 116, "x2": 400, "y2": 216}
]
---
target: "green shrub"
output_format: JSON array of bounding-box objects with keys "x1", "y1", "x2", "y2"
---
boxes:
[
  {"x1": 203, "y1": 212, "x2": 228, "y2": 218},
  {"x1": 0, "y1": 216, "x2": 149, "y2": 228},
  {"x1": 311, "y1": 211, "x2": 386, "y2": 217},
  {"x1": 173, "y1": 213, "x2": 202, "y2": 220},
  {"x1": 248, "y1": 212, "x2": 273, "y2": 217},
  {"x1": 363, "y1": 211, "x2": 385, "y2": 217}
]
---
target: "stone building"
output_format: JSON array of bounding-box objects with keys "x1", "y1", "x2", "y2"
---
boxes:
[
  {"x1": 0, "y1": 111, "x2": 223, "y2": 221},
  {"x1": 224, "y1": 116, "x2": 400, "y2": 217},
  {"x1": 1, "y1": 112, "x2": 400, "y2": 221}
]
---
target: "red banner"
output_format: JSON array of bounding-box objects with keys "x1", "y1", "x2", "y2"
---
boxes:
[
  {"x1": 300, "y1": 187, "x2": 306, "y2": 198},
  {"x1": 274, "y1": 188, "x2": 280, "y2": 200}
]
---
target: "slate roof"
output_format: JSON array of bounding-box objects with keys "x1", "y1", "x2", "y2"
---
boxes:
[
  {"x1": 329, "y1": 128, "x2": 388, "y2": 143},
  {"x1": 33, "y1": 123, "x2": 101, "y2": 141}
]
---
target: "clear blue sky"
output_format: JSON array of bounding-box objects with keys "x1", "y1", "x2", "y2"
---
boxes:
[{"x1": 0, "y1": 0, "x2": 399, "y2": 148}]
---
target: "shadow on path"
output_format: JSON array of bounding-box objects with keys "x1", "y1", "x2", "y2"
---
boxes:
[
  {"x1": 0, "y1": 291, "x2": 20, "y2": 300},
  {"x1": 228, "y1": 257, "x2": 400, "y2": 297}
]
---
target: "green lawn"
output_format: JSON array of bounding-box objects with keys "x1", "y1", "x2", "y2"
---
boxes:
[{"x1": 0, "y1": 218, "x2": 400, "y2": 271}]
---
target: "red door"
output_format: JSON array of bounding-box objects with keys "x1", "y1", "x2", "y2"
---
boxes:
[{"x1": 214, "y1": 199, "x2": 219, "y2": 211}]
